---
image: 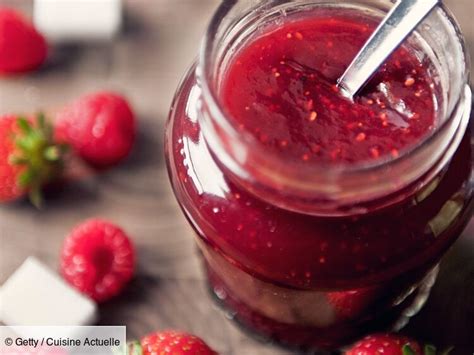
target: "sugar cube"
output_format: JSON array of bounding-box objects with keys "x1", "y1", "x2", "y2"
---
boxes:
[
  {"x1": 0, "y1": 257, "x2": 97, "y2": 327},
  {"x1": 33, "y1": 0, "x2": 122, "y2": 43}
]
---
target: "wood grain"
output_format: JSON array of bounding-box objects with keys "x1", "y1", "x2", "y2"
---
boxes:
[{"x1": 0, "y1": 1, "x2": 473, "y2": 354}]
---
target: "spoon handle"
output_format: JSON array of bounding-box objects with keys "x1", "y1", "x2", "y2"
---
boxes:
[{"x1": 337, "y1": 0, "x2": 440, "y2": 99}]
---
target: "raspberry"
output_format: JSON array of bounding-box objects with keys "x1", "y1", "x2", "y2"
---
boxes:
[{"x1": 61, "y1": 219, "x2": 135, "y2": 302}]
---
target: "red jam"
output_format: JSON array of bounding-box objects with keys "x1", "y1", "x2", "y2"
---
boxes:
[
  {"x1": 166, "y1": 10, "x2": 472, "y2": 351},
  {"x1": 222, "y1": 16, "x2": 436, "y2": 163}
]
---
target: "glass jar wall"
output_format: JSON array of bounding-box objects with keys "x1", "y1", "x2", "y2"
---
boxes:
[{"x1": 165, "y1": 0, "x2": 472, "y2": 350}]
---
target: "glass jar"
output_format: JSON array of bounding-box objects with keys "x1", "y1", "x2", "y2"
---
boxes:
[{"x1": 165, "y1": 0, "x2": 472, "y2": 351}]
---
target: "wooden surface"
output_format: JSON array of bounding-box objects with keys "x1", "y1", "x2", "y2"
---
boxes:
[{"x1": 1, "y1": 1, "x2": 473, "y2": 354}]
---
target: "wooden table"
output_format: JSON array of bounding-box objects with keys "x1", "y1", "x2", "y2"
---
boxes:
[{"x1": 1, "y1": 1, "x2": 473, "y2": 354}]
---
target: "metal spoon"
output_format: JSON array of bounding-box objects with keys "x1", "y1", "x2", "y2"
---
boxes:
[{"x1": 337, "y1": 0, "x2": 441, "y2": 100}]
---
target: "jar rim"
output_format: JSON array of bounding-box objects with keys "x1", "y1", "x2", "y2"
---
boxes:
[{"x1": 197, "y1": 0, "x2": 472, "y2": 215}]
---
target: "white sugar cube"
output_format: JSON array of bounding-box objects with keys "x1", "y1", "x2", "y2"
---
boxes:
[
  {"x1": 33, "y1": 0, "x2": 122, "y2": 43},
  {"x1": 0, "y1": 257, "x2": 97, "y2": 327}
]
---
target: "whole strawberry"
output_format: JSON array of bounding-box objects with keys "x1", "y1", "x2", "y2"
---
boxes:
[
  {"x1": 55, "y1": 92, "x2": 136, "y2": 168},
  {"x1": 0, "y1": 8, "x2": 47, "y2": 74},
  {"x1": 61, "y1": 219, "x2": 135, "y2": 303},
  {"x1": 0, "y1": 114, "x2": 68, "y2": 206},
  {"x1": 128, "y1": 330, "x2": 217, "y2": 355},
  {"x1": 346, "y1": 333, "x2": 441, "y2": 355}
]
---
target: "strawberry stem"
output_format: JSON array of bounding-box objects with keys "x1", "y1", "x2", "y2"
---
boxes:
[
  {"x1": 9, "y1": 113, "x2": 69, "y2": 207},
  {"x1": 44, "y1": 146, "x2": 61, "y2": 161}
]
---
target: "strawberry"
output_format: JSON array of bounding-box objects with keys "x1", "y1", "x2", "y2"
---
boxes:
[
  {"x1": 127, "y1": 330, "x2": 217, "y2": 355},
  {"x1": 60, "y1": 219, "x2": 135, "y2": 303},
  {"x1": 0, "y1": 7, "x2": 47, "y2": 74},
  {"x1": 0, "y1": 114, "x2": 68, "y2": 206},
  {"x1": 55, "y1": 92, "x2": 136, "y2": 168},
  {"x1": 345, "y1": 333, "x2": 443, "y2": 355}
]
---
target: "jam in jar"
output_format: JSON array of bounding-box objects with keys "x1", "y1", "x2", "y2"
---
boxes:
[{"x1": 165, "y1": 0, "x2": 472, "y2": 350}]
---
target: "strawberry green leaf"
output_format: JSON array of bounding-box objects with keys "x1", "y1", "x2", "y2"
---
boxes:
[
  {"x1": 9, "y1": 156, "x2": 29, "y2": 165},
  {"x1": 16, "y1": 136, "x2": 33, "y2": 152},
  {"x1": 112, "y1": 341, "x2": 142, "y2": 355},
  {"x1": 37, "y1": 112, "x2": 46, "y2": 129},
  {"x1": 37, "y1": 112, "x2": 53, "y2": 139},
  {"x1": 424, "y1": 344, "x2": 437, "y2": 355},
  {"x1": 127, "y1": 341, "x2": 143, "y2": 355},
  {"x1": 439, "y1": 346, "x2": 454, "y2": 355},
  {"x1": 29, "y1": 186, "x2": 43, "y2": 209},
  {"x1": 17, "y1": 117, "x2": 32, "y2": 134},
  {"x1": 403, "y1": 344, "x2": 417, "y2": 355},
  {"x1": 19, "y1": 170, "x2": 34, "y2": 188},
  {"x1": 8, "y1": 114, "x2": 70, "y2": 207}
]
